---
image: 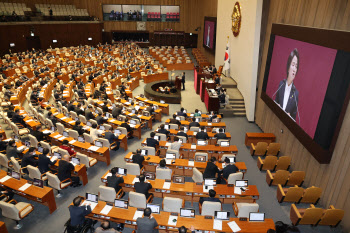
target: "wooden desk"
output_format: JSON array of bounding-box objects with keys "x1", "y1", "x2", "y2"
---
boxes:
[
  {"x1": 166, "y1": 129, "x2": 230, "y2": 145},
  {"x1": 135, "y1": 96, "x2": 170, "y2": 115},
  {"x1": 101, "y1": 173, "x2": 258, "y2": 204},
  {"x1": 244, "y1": 133, "x2": 276, "y2": 146},
  {"x1": 0, "y1": 221, "x2": 8, "y2": 233},
  {"x1": 165, "y1": 119, "x2": 226, "y2": 131},
  {"x1": 0, "y1": 170, "x2": 57, "y2": 214},
  {"x1": 106, "y1": 118, "x2": 142, "y2": 140},
  {"x1": 49, "y1": 132, "x2": 111, "y2": 166},
  {"x1": 205, "y1": 88, "x2": 220, "y2": 113},
  {"x1": 143, "y1": 72, "x2": 169, "y2": 84},
  {"x1": 124, "y1": 152, "x2": 247, "y2": 177},
  {"x1": 82, "y1": 200, "x2": 274, "y2": 233}
]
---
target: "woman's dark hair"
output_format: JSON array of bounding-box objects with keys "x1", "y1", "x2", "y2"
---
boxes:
[
  {"x1": 286, "y1": 48, "x2": 299, "y2": 77},
  {"x1": 159, "y1": 159, "x2": 166, "y2": 168}
]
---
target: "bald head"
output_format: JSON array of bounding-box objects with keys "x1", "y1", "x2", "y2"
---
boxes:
[{"x1": 63, "y1": 154, "x2": 70, "y2": 161}]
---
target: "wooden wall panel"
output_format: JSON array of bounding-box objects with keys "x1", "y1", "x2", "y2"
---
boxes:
[{"x1": 256, "y1": 0, "x2": 350, "y2": 231}]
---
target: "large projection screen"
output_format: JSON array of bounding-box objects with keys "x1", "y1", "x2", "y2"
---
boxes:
[{"x1": 261, "y1": 24, "x2": 350, "y2": 164}]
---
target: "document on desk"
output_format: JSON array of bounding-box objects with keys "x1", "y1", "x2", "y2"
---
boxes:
[
  {"x1": 227, "y1": 220, "x2": 241, "y2": 232},
  {"x1": 191, "y1": 145, "x2": 196, "y2": 149},
  {"x1": 42, "y1": 130, "x2": 52, "y2": 134},
  {"x1": 132, "y1": 177, "x2": 140, "y2": 184},
  {"x1": 188, "y1": 161, "x2": 195, "y2": 166},
  {"x1": 88, "y1": 146, "x2": 99, "y2": 152},
  {"x1": 234, "y1": 187, "x2": 242, "y2": 195},
  {"x1": 100, "y1": 204, "x2": 113, "y2": 215},
  {"x1": 213, "y1": 219, "x2": 222, "y2": 230},
  {"x1": 53, "y1": 134, "x2": 62, "y2": 139},
  {"x1": 165, "y1": 142, "x2": 171, "y2": 147},
  {"x1": 60, "y1": 117, "x2": 67, "y2": 120},
  {"x1": 69, "y1": 121, "x2": 75, "y2": 124},
  {"x1": 207, "y1": 123, "x2": 212, "y2": 126},
  {"x1": 168, "y1": 215, "x2": 178, "y2": 226},
  {"x1": 104, "y1": 173, "x2": 112, "y2": 179},
  {"x1": 203, "y1": 185, "x2": 214, "y2": 193},
  {"x1": 19, "y1": 183, "x2": 32, "y2": 191},
  {"x1": 163, "y1": 182, "x2": 171, "y2": 189},
  {"x1": 59, "y1": 136, "x2": 67, "y2": 141},
  {"x1": 50, "y1": 156, "x2": 58, "y2": 162},
  {"x1": 25, "y1": 119, "x2": 33, "y2": 123},
  {"x1": 69, "y1": 140, "x2": 76, "y2": 144},
  {"x1": 0, "y1": 175, "x2": 11, "y2": 183},
  {"x1": 133, "y1": 210, "x2": 143, "y2": 220},
  {"x1": 81, "y1": 200, "x2": 98, "y2": 211},
  {"x1": 17, "y1": 146, "x2": 26, "y2": 151}
]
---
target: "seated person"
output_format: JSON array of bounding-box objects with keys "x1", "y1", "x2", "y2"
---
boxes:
[
  {"x1": 75, "y1": 103, "x2": 85, "y2": 116},
  {"x1": 134, "y1": 174, "x2": 153, "y2": 199},
  {"x1": 196, "y1": 126, "x2": 209, "y2": 140},
  {"x1": 69, "y1": 196, "x2": 92, "y2": 227},
  {"x1": 104, "y1": 127, "x2": 120, "y2": 150},
  {"x1": 95, "y1": 221, "x2": 120, "y2": 233},
  {"x1": 170, "y1": 136, "x2": 181, "y2": 151},
  {"x1": 47, "y1": 112, "x2": 58, "y2": 126},
  {"x1": 179, "y1": 226, "x2": 196, "y2": 233},
  {"x1": 176, "y1": 126, "x2": 188, "y2": 140},
  {"x1": 199, "y1": 189, "x2": 221, "y2": 205},
  {"x1": 85, "y1": 105, "x2": 95, "y2": 121},
  {"x1": 146, "y1": 132, "x2": 159, "y2": 149},
  {"x1": 90, "y1": 123, "x2": 99, "y2": 141},
  {"x1": 169, "y1": 114, "x2": 181, "y2": 126},
  {"x1": 220, "y1": 157, "x2": 238, "y2": 184},
  {"x1": 177, "y1": 107, "x2": 187, "y2": 117},
  {"x1": 136, "y1": 208, "x2": 158, "y2": 233},
  {"x1": 33, "y1": 125, "x2": 45, "y2": 142},
  {"x1": 214, "y1": 128, "x2": 227, "y2": 140},
  {"x1": 0, "y1": 134, "x2": 8, "y2": 152},
  {"x1": 189, "y1": 117, "x2": 200, "y2": 128},
  {"x1": 6, "y1": 140, "x2": 22, "y2": 159},
  {"x1": 194, "y1": 109, "x2": 201, "y2": 117},
  {"x1": 107, "y1": 167, "x2": 124, "y2": 193},
  {"x1": 58, "y1": 155, "x2": 81, "y2": 187},
  {"x1": 157, "y1": 159, "x2": 171, "y2": 171},
  {"x1": 60, "y1": 140, "x2": 76, "y2": 156},
  {"x1": 132, "y1": 149, "x2": 145, "y2": 169},
  {"x1": 21, "y1": 147, "x2": 38, "y2": 173},
  {"x1": 157, "y1": 124, "x2": 169, "y2": 137},
  {"x1": 12, "y1": 109, "x2": 25, "y2": 125},
  {"x1": 38, "y1": 148, "x2": 57, "y2": 174},
  {"x1": 73, "y1": 120, "x2": 85, "y2": 136},
  {"x1": 120, "y1": 121, "x2": 133, "y2": 139},
  {"x1": 203, "y1": 157, "x2": 219, "y2": 179}
]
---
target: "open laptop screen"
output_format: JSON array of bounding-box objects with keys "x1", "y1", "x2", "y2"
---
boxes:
[
  {"x1": 85, "y1": 193, "x2": 98, "y2": 202},
  {"x1": 235, "y1": 180, "x2": 248, "y2": 187},
  {"x1": 249, "y1": 213, "x2": 265, "y2": 222},
  {"x1": 180, "y1": 208, "x2": 195, "y2": 218},
  {"x1": 215, "y1": 211, "x2": 230, "y2": 220},
  {"x1": 146, "y1": 204, "x2": 160, "y2": 214},
  {"x1": 114, "y1": 199, "x2": 128, "y2": 209}
]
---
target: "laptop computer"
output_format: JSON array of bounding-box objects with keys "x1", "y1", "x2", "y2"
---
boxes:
[
  {"x1": 235, "y1": 180, "x2": 248, "y2": 187},
  {"x1": 11, "y1": 171, "x2": 20, "y2": 180},
  {"x1": 141, "y1": 149, "x2": 148, "y2": 156},
  {"x1": 180, "y1": 208, "x2": 195, "y2": 218},
  {"x1": 53, "y1": 152, "x2": 62, "y2": 159},
  {"x1": 33, "y1": 178, "x2": 44, "y2": 188},
  {"x1": 95, "y1": 140, "x2": 103, "y2": 147},
  {"x1": 249, "y1": 212, "x2": 265, "y2": 222},
  {"x1": 172, "y1": 175, "x2": 185, "y2": 184},
  {"x1": 71, "y1": 157, "x2": 80, "y2": 166},
  {"x1": 164, "y1": 125, "x2": 169, "y2": 130},
  {"x1": 220, "y1": 140, "x2": 230, "y2": 147},
  {"x1": 63, "y1": 131, "x2": 69, "y2": 137},
  {"x1": 197, "y1": 140, "x2": 207, "y2": 146},
  {"x1": 204, "y1": 178, "x2": 217, "y2": 186},
  {"x1": 114, "y1": 129, "x2": 121, "y2": 136},
  {"x1": 215, "y1": 211, "x2": 230, "y2": 220},
  {"x1": 78, "y1": 136, "x2": 85, "y2": 143},
  {"x1": 86, "y1": 121, "x2": 92, "y2": 127},
  {"x1": 144, "y1": 171, "x2": 155, "y2": 180},
  {"x1": 154, "y1": 135, "x2": 160, "y2": 141},
  {"x1": 85, "y1": 193, "x2": 98, "y2": 203},
  {"x1": 99, "y1": 125, "x2": 105, "y2": 131},
  {"x1": 146, "y1": 204, "x2": 160, "y2": 214},
  {"x1": 114, "y1": 199, "x2": 128, "y2": 209},
  {"x1": 38, "y1": 146, "x2": 44, "y2": 153}
]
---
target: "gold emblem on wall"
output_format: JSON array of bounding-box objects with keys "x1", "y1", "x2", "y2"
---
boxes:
[{"x1": 231, "y1": 2, "x2": 241, "y2": 37}]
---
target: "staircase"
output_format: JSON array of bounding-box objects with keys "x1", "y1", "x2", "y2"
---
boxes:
[{"x1": 220, "y1": 77, "x2": 246, "y2": 117}]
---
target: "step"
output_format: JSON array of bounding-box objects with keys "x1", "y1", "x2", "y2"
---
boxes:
[
  {"x1": 233, "y1": 112, "x2": 246, "y2": 117},
  {"x1": 232, "y1": 108, "x2": 246, "y2": 113}
]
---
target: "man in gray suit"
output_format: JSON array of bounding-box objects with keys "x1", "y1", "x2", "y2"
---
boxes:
[
  {"x1": 136, "y1": 208, "x2": 158, "y2": 233},
  {"x1": 6, "y1": 140, "x2": 23, "y2": 160}
]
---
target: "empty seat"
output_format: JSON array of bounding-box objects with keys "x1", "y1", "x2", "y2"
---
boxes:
[
  {"x1": 129, "y1": 191, "x2": 152, "y2": 208},
  {"x1": 156, "y1": 168, "x2": 172, "y2": 180},
  {"x1": 76, "y1": 152, "x2": 97, "y2": 168},
  {"x1": 257, "y1": 155, "x2": 278, "y2": 171},
  {"x1": 300, "y1": 186, "x2": 322, "y2": 204},
  {"x1": 286, "y1": 171, "x2": 305, "y2": 186},
  {"x1": 266, "y1": 143, "x2": 280, "y2": 156},
  {"x1": 142, "y1": 146, "x2": 155, "y2": 155},
  {"x1": 125, "y1": 163, "x2": 141, "y2": 175},
  {"x1": 266, "y1": 170, "x2": 289, "y2": 186},
  {"x1": 192, "y1": 168, "x2": 203, "y2": 183},
  {"x1": 98, "y1": 185, "x2": 117, "y2": 203},
  {"x1": 250, "y1": 142, "x2": 268, "y2": 156},
  {"x1": 233, "y1": 202, "x2": 259, "y2": 218},
  {"x1": 162, "y1": 197, "x2": 184, "y2": 213},
  {"x1": 0, "y1": 200, "x2": 34, "y2": 229},
  {"x1": 290, "y1": 204, "x2": 323, "y2": 226},
  {"x1": 317, "y1": 205, "x2": 344, "y2": 227},
  {"x1": 47, "y1": 172, "x2": 72, "y2": 198},
  {"x1": 200, "y1": 201, "x2": 222, "y2": 216},
  {"x1": 275, "y1": 156, "x2": 291, "y2": 171},
  {"x1": 27, "y1": 165, "x2": 48, "y2": 181},
  {"x1": 277, "y1": 185, "x2": 304, "y2": 203}
]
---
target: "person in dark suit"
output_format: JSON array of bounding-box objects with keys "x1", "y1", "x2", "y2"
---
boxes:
[
  {"x1": 0, "y1": 134, "x2": 8, "y2": 152},
  {"x1": 107, "y1": 167, "x2": 124, "y2": 193},
  {"x1": 157, "y1": 124, "x2": 169, "y2": 137},
  {"x1": 214, "y1": 128, "x2": 227, "y2": 140},
  {"x1": 12, "y1": 109, "x2": 25, "y2": 125},
  {"x1": 38, "y1": 148, "x2": 57, "y2": 174},
  {"x1": 189, "y1": 118, "x2": 200, "y2": 128},
  {"x1": 21, "y1": 147, "x2": 38, "y2": 173},
  {"x1": 221, "y1": 157, "x2": 238, "y2": 182},
  {"x1": 196, "y1": 126, "x2": 209, "y2": 140},
  {"x1": 85, "y1": 105, "x2": 95, "y2": 121},
  {"x1": 177, "y1": 108, "x2": 187, "y2": 117},
  {"x1": 58, "y1": 154, "x2": 80, "y2": 187},
  {"x1": 104, "y1": 128, "x2": 120, "y2": 150},
  {"x1": 176, "y1": 126, "x2": 188, "y2": 140},
  {"x1": 112, "y1": 104, "x2": 122, "y2": 118},
  {"x1": 136, "y1": 208, "x2": 158, "y2": 233},
  {"x1": 274, "y1": 48, "x2": 299, "y2": 122},
  {"x1": 179, "y1": 226, "x2": 196, "y2": 233},
  {"x1": 134, "y1": 174, "x2": 153, "y2": 199},
  {"x1": 32, "y1": 125, "x2": 45, "y2": 142},
  {"x1": 96, "y1": 113, "x2": 104, "y2": 125},
  {"x1": 67, "y1": 101, "x2": 75, "y2": 112},
  {"x1": 48, "y1": 112, "x2": 58, "y2": 127},
  {"x1": 69, "y1": 196, "x2": 92, "y2": 227},
  {"x1": 132, "y1": 149, "x2": 145, "y2": 169},
  {"x1": 199, "y1": 189, "x2": 221, "y2": 205},
  {"x1": 120, "y1": 122, "x2": 133, "y2": 138},
  {"x1": 203, "y1": 157, "x2": 219, "y2": 179},
  {"x1": 146, "y1": 132, "x2": 159, "y2": 149},
  {"x1": 6, "y1": 140, "x2": 22, "y2": 160},
  {"x1": 181, "y1": 72, "x2": 186, "y2": 90},
  {"x1": 75, "y1": 103, "x2": 85, "y2": 116},
  {"x1": 169, "y1": 114, "x2": 181, "y2": 126},
  {"x1": 102, "y1": 102, "x2": 109, "y2": 113},
  {"x1": 73, "y1": 120, "x2": 85, "y2": 136}
]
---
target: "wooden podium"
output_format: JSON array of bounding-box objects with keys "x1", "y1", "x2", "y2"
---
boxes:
[{"x1": 175, "y1": 76, "x2": 182, "y2": 89}]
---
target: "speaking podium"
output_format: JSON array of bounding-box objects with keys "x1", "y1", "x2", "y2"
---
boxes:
[{"x1": 175, "y1": 76, "x2": 182, "y2": 89}]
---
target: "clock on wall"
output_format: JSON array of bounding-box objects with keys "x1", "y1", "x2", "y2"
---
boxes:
[
  {"x1": 231, "y1": 2, "x2": 241, "y2": 37},
  {"x1": 137, "y1": 22, "x2": 146, "y2": 31}
]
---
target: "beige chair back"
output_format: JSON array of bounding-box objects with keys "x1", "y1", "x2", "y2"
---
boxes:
[
  {"x1": 56, "y1": 123, "x2": 65, "y2": 134},
  {"x1": 83, "y1": 133, "x2": 93, "y2": 144},
  {"x1": 167, "y1": 149, "x2": 179, "y2": 159},
  {"x1": 156, "y1": 168, "x2": 172, "y2": 180},
  {"x1": 10, "y1": 157, "x2": 21, "y2": 173},
  {"x1": 117, "y1": 127, "x2": 127, "y2": 135},
  {"x1": 27, "y1": 165, "x2": 42, "y2": 180},
  {"x1": 143, "y1": 146, "x2": 155, "y2": 155},
  {"x1": 236, "y1": 203, "x2": 259, "y2": 218},
  {"x1": 68, "y1": 129, "x2": 79, "y2": 139},
  {"x1": 227, "y1": 172, "x2": 243, "y2": 185},
  {"x1": 0, "y1": 201, "x2": 22, "y2": 220},
  {"x1": 163, "y1": 197, "x2": 183, "y2": 213},
  {"x1": 201, "y1": 201, "x2": 221, "y2": 216},
  {"x1": 129, "y1": 191, "x2": 146, "y2": 208},
  {"x1": 155, "y1": 133, "x2": 167, "y2": 141},
  {"x1": 169, "y1": 124, "x2": 179, "y2": 130},
  {"x1": 125, "y1": 163, "x2": 141, "y2": 175},
  {"x1": 192, "y1": 168, "x2": 203, "y2": 183},
  {"x1": 0, "y1": 153, "x2": 9, "y2": 169},
  {"x1": 47, "y1": 172, "x2": 62, "y2": 190},
  {"x1": 99, "y1": 185, "x2": 116, "y2": 203}
]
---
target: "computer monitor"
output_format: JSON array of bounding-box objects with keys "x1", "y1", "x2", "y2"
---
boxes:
[
  {"x1": 53, "y1": 152, "x2": 62, "y2": 159},
  {"x1": 235, "y1": 180, "x2": 248, "y2": 187},
  {"x1": 25, "y1": 141, "x2": 30, "y2": 147},
  {"x1": 195, "y1": 118, "x2": 200, "y2": 122},
  {"x1": 105, "y1": 112, "x2": 110, "y2": 118},
  {"x1": 11, "y1": 171, "x2": 20, "y2": 180},
  {"x1": 117, "y1": 167, "x2": 127, "y2": 175},
  {"x1": 198, "y1": 111, "x2": 202, "y2": 114},
  {"x1": 95, "y1": 140, "x2": 103, "y2": 147},
  {"x1": 51, "y1": 126, "x2": 55, "y2": 132},
  {"x1": 85, "y1": 193, "x2": 98, "y2": 203},
  {"x1": 197, "y1": 140, "x2": 207, "y2": 146},
  {"x1": 63, "y1": 131, "x2": 69, "y2": 137},
  {"x1": 114, "y1": 129, "x2": 121, "y2": 135},
  {"x1": 86, "y1": 121, "x2": 92, "y2": 127},
  {"x1": 114, "y1": 199, "x2": 128, "y2": 209},
  {"x1": 160, "y1": 100, "x2": 165, "y2": 104},
  {"x1": 131, "y1": 109, "x2": 136, "y2": 114},
  {"x1": 141, "y1": 149, "x2": 148, "y2": 156},
  {"x1": 195, "y1": 155, "x2": 206, "y2": 162},
  {"x1": 78, "y1": 136, "x2": 85, "y2": 142},
  {"x1": 164, "y1": 125, "x2": 169, "y2": 130},
  {"x1": 130, "y1": 120, "x2": 137, "y2": 125},
  {"x1": 180, "y1": 208, "x2": 195, "y2": 218},
  {"x1": 33, "y1": 178, "x2": 44, "y2": 188},
  {"x1": 225, "y1": 157, "x2": 236, "y2": 164},
  {"x1": 65, "y1": 113, "x2": 70, "y2": 118},
  {"x1": 204, "y1": 179, "x2": 217, "y2": 186},
  {"x1": 139, "y1": 102, "x2": 144, "y2": 107},
  {"x1": 146, "y1": 204, "x2": 160, "y2": 214},
  {"x1": 75, "y1": 117, "x2": 79, "y2": 121},
  {"x1": 71, "y1": 157, "x2": 80, "y2": 165},
  {"x1": 38, "y1": 146, "x2": 44, "y2": 153},
  {"x1": 143, "y1": 112, "x2": 150, "y2": 117},
  {"x1": 214, "y1": 211, "x2": 230, "y2": 220},
  {"x1": 166, "y1": 153, "x2": 175, "y2": 159},
  {"x1": 99, "y1": 125, "x2": 105, "y2": 131},
  {"x1": 249, "y1": 213, "x2": 265, "y2": 222},
  {"x1": 220, "y1": 141, "x2": 230, "y2": 147},
  {"x1": 144, "y1": 171, "x2": 155, "y2": 180},
  {"x1": 178, "y1": 138, "x2": 183, "y2": 144},
  {"x1": 172, "y1": 175, "x2": 185, "y2": 184}
]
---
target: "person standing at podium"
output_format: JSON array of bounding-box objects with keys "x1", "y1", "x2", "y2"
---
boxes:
[{"x1": 181, "y1": 72, "x2": 186, "y2": 90}]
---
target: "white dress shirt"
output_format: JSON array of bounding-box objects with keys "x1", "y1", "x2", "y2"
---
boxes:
[{"x1": 283, "y1": 82, "x2": 292, "y2": 110}]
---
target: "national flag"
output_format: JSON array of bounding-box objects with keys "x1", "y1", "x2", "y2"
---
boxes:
[{"x1": 223, "y1": 41, "x2": 230, "y2": 71}]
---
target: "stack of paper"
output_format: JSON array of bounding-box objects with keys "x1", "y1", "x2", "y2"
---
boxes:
[
  {"x1": 203, "y1": 185, "x2": 214, "y2": 193},
  {"x1": 88, "y1": 146, "x2": 99, "y2": 151},
  {"x1": 69, "y1": 140, "x2": 76, "y2": 144},
  {"x1": 53, "y1": 134, "x2": 62, "y2": 139},
  {"x1": 100, "y1": 205, "x2": 113, "y2": 215},
  {"x1": 104, "y1": 173, "x2": 112, "y2": 179},
  {"x1": 213, "y1": 219, "x2": 222, "y2": 230},
  {"x1": 191, "y1": 145, "x2": 196, "y2": 149},
  {"x1": 132, "y1": 178, "x2": 140, "y2": 184},
  {"x1": 81, "y1": 200, "x2": 98, "y2": 210},
  {"x1": 227, "y1": 221, "x2": 241, "y2": 232},
  {"x1": 59, "y1": 136, "x2": 67, "y2": 140},
  {"x1": 42, "y1": 130, "x2": 52, "y2": 134},
  {"x1": 163, "y1": 182, "x2": 171, "y2": 189},
  {"x1": 133, "y1": 210, "x2": 143, "y2": 220},
  {"x1": 188, "y1": 161, "x2": 195, "y2": 166},
  {"x1": 165, "y1": 142, "x2": 171, "y2": 146},
  {"x1": 19, "y1": 183, "x2": 32, "y2": 191},
  {"x1": 167, "y1": 216, "x2": 178, "y2": 226},
  {"x1": 61, "y1": 117, "x2": 67, "y2": 120},
  {"x1": 0, "y1": 176, "x2": 11, "y2": 183},
  {"x1": 234, "y1": 187, "x2": 242, "y2": 195},
  {"x1": 17, "y1": 146, "x2": 26, "y2": 150}
]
